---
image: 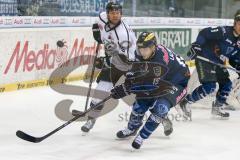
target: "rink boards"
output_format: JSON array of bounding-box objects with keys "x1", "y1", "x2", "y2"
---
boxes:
[{"x1": 0, "y1": 17, "x2": 233, "y2": 93}]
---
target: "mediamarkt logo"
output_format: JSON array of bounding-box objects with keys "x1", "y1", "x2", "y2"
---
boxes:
[{"x1": 4, "y1": 38, "x2": 98, "y2": 74}]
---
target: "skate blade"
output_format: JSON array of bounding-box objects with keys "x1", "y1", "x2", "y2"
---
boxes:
[
  {"x1": 182, "y1": 115, "x2": 192, "y2": 121},
  {"x1": 81, "y1": 131, "x2": 89, "y2": 136},
  {"x1": 211, "y1": 115, "x2": 229, "y2": 120},
  {"x1": 115, "y1": 136, "x2": 133, "y2": 141},
  {"x1": 164, "y1": 130, "x2": 173, "y2": 137},
  {"x1": 131, "y1": 148, "x2": 140, "y2": 152},
  {"x1": 223, "y1": 107, "x2": 236, "y2": 111}
]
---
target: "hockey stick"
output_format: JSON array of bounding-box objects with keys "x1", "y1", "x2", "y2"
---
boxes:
[
  {"x1": 84, "y1": 43, "x2": 101, "y2": 111},
  {"x1": 16, "y1": 95, "x2": 112, "y2": 143},
  {"x1": 56, "y1": 40, "x2": 101, "y2": 111},
  {"x1": 196, "y1": 56, "x2": 240, "y2": 73}
]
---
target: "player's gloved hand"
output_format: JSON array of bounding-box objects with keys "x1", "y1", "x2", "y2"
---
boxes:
[
  {"x1": 124, "y1": 71, "x2": 136, "y2": 87},
  {"x1": 111, "y1": 84, "x2": 129, "y2": 99},
  {"x1": 95, "y1": 57, "x2": 111, "y2": 69},
  {"x1": 92, "y1": 23, "x2": 102, "y2": 44},
  {"x1": 125, "y1": 72, "x2": 135, "y2": 81},
  {"x1": 95, "y1": 57, "x2": 104, "y2": 69},
  {"x1": 187, "y1": 43, "x2": 202, "y2": 59}
]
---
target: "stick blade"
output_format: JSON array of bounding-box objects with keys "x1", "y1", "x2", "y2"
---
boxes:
[{"x1": 16, "y1": 130, "x2": 42, "y2": 143}]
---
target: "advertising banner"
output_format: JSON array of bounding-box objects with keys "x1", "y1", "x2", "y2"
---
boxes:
[
  {"x1": 60, "y1": 0, "x2": 124, "y2": 16},
  {"x1": 0, "y1": 0, "x2": 18, "y2": 16},
  {"x1": 134, "y1": 28, "x2": 192, "y2": 57},
  {"x1": 0, "y1": 27, "x2": 104, "y2": 88}
]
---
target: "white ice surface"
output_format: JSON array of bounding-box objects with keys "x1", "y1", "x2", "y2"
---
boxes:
[{"x1": 0, "y1": 81, "x2": 240, "y2": 160}]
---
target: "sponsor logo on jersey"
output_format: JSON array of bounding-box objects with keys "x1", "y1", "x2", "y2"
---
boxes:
[
  {"x1": 210, "y1": 28, "x2": 219, "y2": 32},
  {"x1": 225, "y1": 38, "x2": 233, "y2": 45},
  {"x1": 176, "y1": 88, "x2": 187, "y2": 104}
]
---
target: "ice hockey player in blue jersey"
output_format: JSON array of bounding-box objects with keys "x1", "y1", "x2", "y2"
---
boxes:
[
  {"x1": 180, "y1": 10, "x2": 240, "y2": 119},
  {"x1": 110, "y1": 32, "x2": 190, "y2": 149}
]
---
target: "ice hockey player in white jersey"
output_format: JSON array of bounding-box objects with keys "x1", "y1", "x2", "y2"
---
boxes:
[{"x1": 73, "y1": 2, "x2": 137, "y2": 133}]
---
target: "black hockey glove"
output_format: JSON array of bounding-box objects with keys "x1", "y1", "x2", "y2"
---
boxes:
[
  {"x1": 124, "y1": 72, "x2": 137, "y2": 88},
  {"x1": 92, "y1": 23, "x2": 102, "y2": 44},
  {"x1": 187, "y1": 43, "x2": 202, "y2": 60},
  {"x1": 111, "y1": 84, "x2": 129, "y2": 99},
  {"x1": 229, "y1": 58, "x2": 240, "y2": 77},
  {"x1": 95, "y1": 56, "x2": 111, "y2": 69}
]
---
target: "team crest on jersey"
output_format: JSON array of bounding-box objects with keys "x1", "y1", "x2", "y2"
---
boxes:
[{"x1": 153, "y1": 66, "x2": 162, "y2": 77}]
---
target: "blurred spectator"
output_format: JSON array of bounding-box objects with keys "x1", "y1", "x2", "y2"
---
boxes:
[
  {"x1": 165, "y1": 0, "x2": 176, "y2": 16},
  {"x1": 17, "y1": 0, "x2": 28, "y2": 15},
  {"x1": 17, "y1": 0, "x2": 40, "y2": 16}
]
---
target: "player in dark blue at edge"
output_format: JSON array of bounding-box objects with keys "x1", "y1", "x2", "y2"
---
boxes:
[
  {"x1": 180, "y1": 10, "x2": 240, "y2": 119},
  {"x1": 110, "y1": 32, "x2": 190, "y2": 149}
]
